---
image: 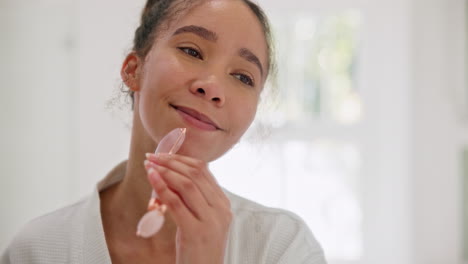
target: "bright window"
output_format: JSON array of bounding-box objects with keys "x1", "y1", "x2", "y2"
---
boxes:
[{"x1": 211, "y1": 10, "x2": 364, "y2": 261}]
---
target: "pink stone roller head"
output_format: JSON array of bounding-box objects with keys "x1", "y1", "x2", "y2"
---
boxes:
[{"x1": 136, "y1": 127, "x2": 186, "y2": 238}]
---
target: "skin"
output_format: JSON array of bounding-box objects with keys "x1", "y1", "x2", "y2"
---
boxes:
[{"x1": 99, "y1": 1, "x2": 269, "y2": 264}]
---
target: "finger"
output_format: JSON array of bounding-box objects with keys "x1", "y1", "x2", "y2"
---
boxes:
[
  {"x1": 163, "y1": 154, "x2": 231, "y2": 207},
  {"x1": 146, "y1": 153, "x2": 225, "y2": 200},
  {"x1": 146, "y1": 153, "x2": 218, "y2": 184},
  {"x1": 145, "y1": 159, "x2": 213, "y2": 207},
  {"x1": 145, "y1": 158, "x2": 219, "y2": 207},
  {"x1": 145, "y1": 155, "x2": 219, "y2": 200},
  {"x1": 147, "y1": 168, "x2": 198, "y2": 228},
  {"x1": 151, "y1": 164, "x2": 210, "y2": 220}
]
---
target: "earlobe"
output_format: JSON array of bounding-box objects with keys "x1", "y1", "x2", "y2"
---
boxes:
[{"x1": 121, "y1": 52, "x2": 141, "y2": 91}]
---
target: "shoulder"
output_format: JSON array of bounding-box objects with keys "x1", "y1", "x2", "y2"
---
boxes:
[
  {"x1": 225, "y1": 190, "x2": 327, "y2": 263},
  {"x1": 2, "y1": 197, "x2": 89, "y2": 264}
]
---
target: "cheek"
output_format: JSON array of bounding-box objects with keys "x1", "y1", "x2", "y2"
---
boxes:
[
  {"x1": 142, "y1": 54, "x2": 183, "y2": 92},
  {"x1": 139, "y1": 55, "x2": 185, "y2": 108},
  {"x1": 230, "y1": 95, "x2": 259, "y2": 135},
  {"x1": 136, "y1": 54, "x2": 186, "y2": 138}
]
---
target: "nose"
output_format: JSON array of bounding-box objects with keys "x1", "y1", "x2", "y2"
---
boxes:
[{"x1": 189, "y1": 74, "x2": 225, "y2": 107}]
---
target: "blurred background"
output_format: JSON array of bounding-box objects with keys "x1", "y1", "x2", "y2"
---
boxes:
[{"x1": 0, "y1": 0, "x2": 466, "y2": 263}]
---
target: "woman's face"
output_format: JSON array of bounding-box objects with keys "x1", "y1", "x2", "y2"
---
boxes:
[{"x1": 133, "y1": 0, "x2": 268, "y2": 162}]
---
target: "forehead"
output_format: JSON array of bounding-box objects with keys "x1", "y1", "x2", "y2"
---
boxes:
[{"x1": 161, "y1": 0, "x2": 269, "y2": 66}]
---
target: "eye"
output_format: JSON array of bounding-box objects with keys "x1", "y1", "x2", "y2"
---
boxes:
[
  {"x1": 232, "y1": 73, "x2": 255, "y2": 87},
  {"x1": 179, "y1": 47, "x2": 203, "y2": 59}
]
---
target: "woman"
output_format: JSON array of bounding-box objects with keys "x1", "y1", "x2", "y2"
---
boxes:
[{"x1": 2, "y1": 0, "x2": 326, "y2": 263}]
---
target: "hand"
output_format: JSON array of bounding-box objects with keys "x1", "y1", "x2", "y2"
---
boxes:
[{"x1": 144, "y1": 153, "x2": 232, "y2": 264}]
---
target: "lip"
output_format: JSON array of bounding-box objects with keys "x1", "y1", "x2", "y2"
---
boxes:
[{"x1": 171, "y1": 104, "x2": 221, "y2": 131}]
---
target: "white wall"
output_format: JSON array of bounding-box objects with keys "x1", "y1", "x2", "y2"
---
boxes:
[
  {"x1": 0, "y1": 0, "x2": 143, "y2": 250},
  {"x1": 76, "y1": 0, "x2": 144, "y2": 198},
  {"x1": 360, "y1": 1, "x2": 413, "y2": 263},
  {"x1": 411, "y1": 0, "x2": 465, "y2": 263},
  {"x1": 0, "y1": 0, "x2": 78, "y2": 249}
]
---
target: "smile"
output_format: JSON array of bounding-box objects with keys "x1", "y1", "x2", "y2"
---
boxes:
[{"x1": 170, "y1": 104, "x2": 221, "y2": 131}]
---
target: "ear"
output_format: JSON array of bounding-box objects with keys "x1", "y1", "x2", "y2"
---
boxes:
[{"x1": 121, "y1": 52, "x2": 142, "y2": 91}]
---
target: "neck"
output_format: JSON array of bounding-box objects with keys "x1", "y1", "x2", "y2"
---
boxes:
[{"x1": 100, "y1": 112, "x2": 177, "y2": 248}]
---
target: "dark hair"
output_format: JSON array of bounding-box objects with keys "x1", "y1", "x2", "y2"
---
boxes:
[{"x1": 124, "y1": 0, "x2": 277, "y2": 108}]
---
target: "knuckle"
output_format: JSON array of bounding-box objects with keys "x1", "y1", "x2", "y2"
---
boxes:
[
  {"x1": 167, "y1": 196, "x2": 182, "y2": 210},
  {"x1": 194, "y1": 159, "x2": 206, "y2": 170},
  {"x1": 181, "y1": 179, "x2": 195, "y2": 191},
  {"x1": 166, "y1": 159, "x2": 176, "y2": 168},
  {"x1": 157, "y1": 166, "x2": 168, "y2": 175},
  {"x1": 190, "y1": 168, "x2": 202, "y2": 179},
  {"x1": 154, "y1": 183, "x2": 167, "y2": 195},
  {"x1": 158, "y1": 153, "x2": 170, "y2": 161}
]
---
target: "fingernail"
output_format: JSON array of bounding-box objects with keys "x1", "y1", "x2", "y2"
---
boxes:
[{"x1": 145, "y1": 153, "x2": 153, "y2": 159}]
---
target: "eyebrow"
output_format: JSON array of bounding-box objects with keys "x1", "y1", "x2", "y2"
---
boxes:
[
  {"x1": 239, "y1": 48, "x2": 264, "y2": 77},
  {"x1": 173, "y1": 25, "x2": 218, "y2": 42},
  {"x1": 173, "y1": 25, "x2": 264, "y2": 77}
]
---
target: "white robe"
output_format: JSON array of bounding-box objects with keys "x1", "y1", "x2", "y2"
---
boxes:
[{"x1": 2, "y1": 161, "x2": 327, "y2": 264}]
